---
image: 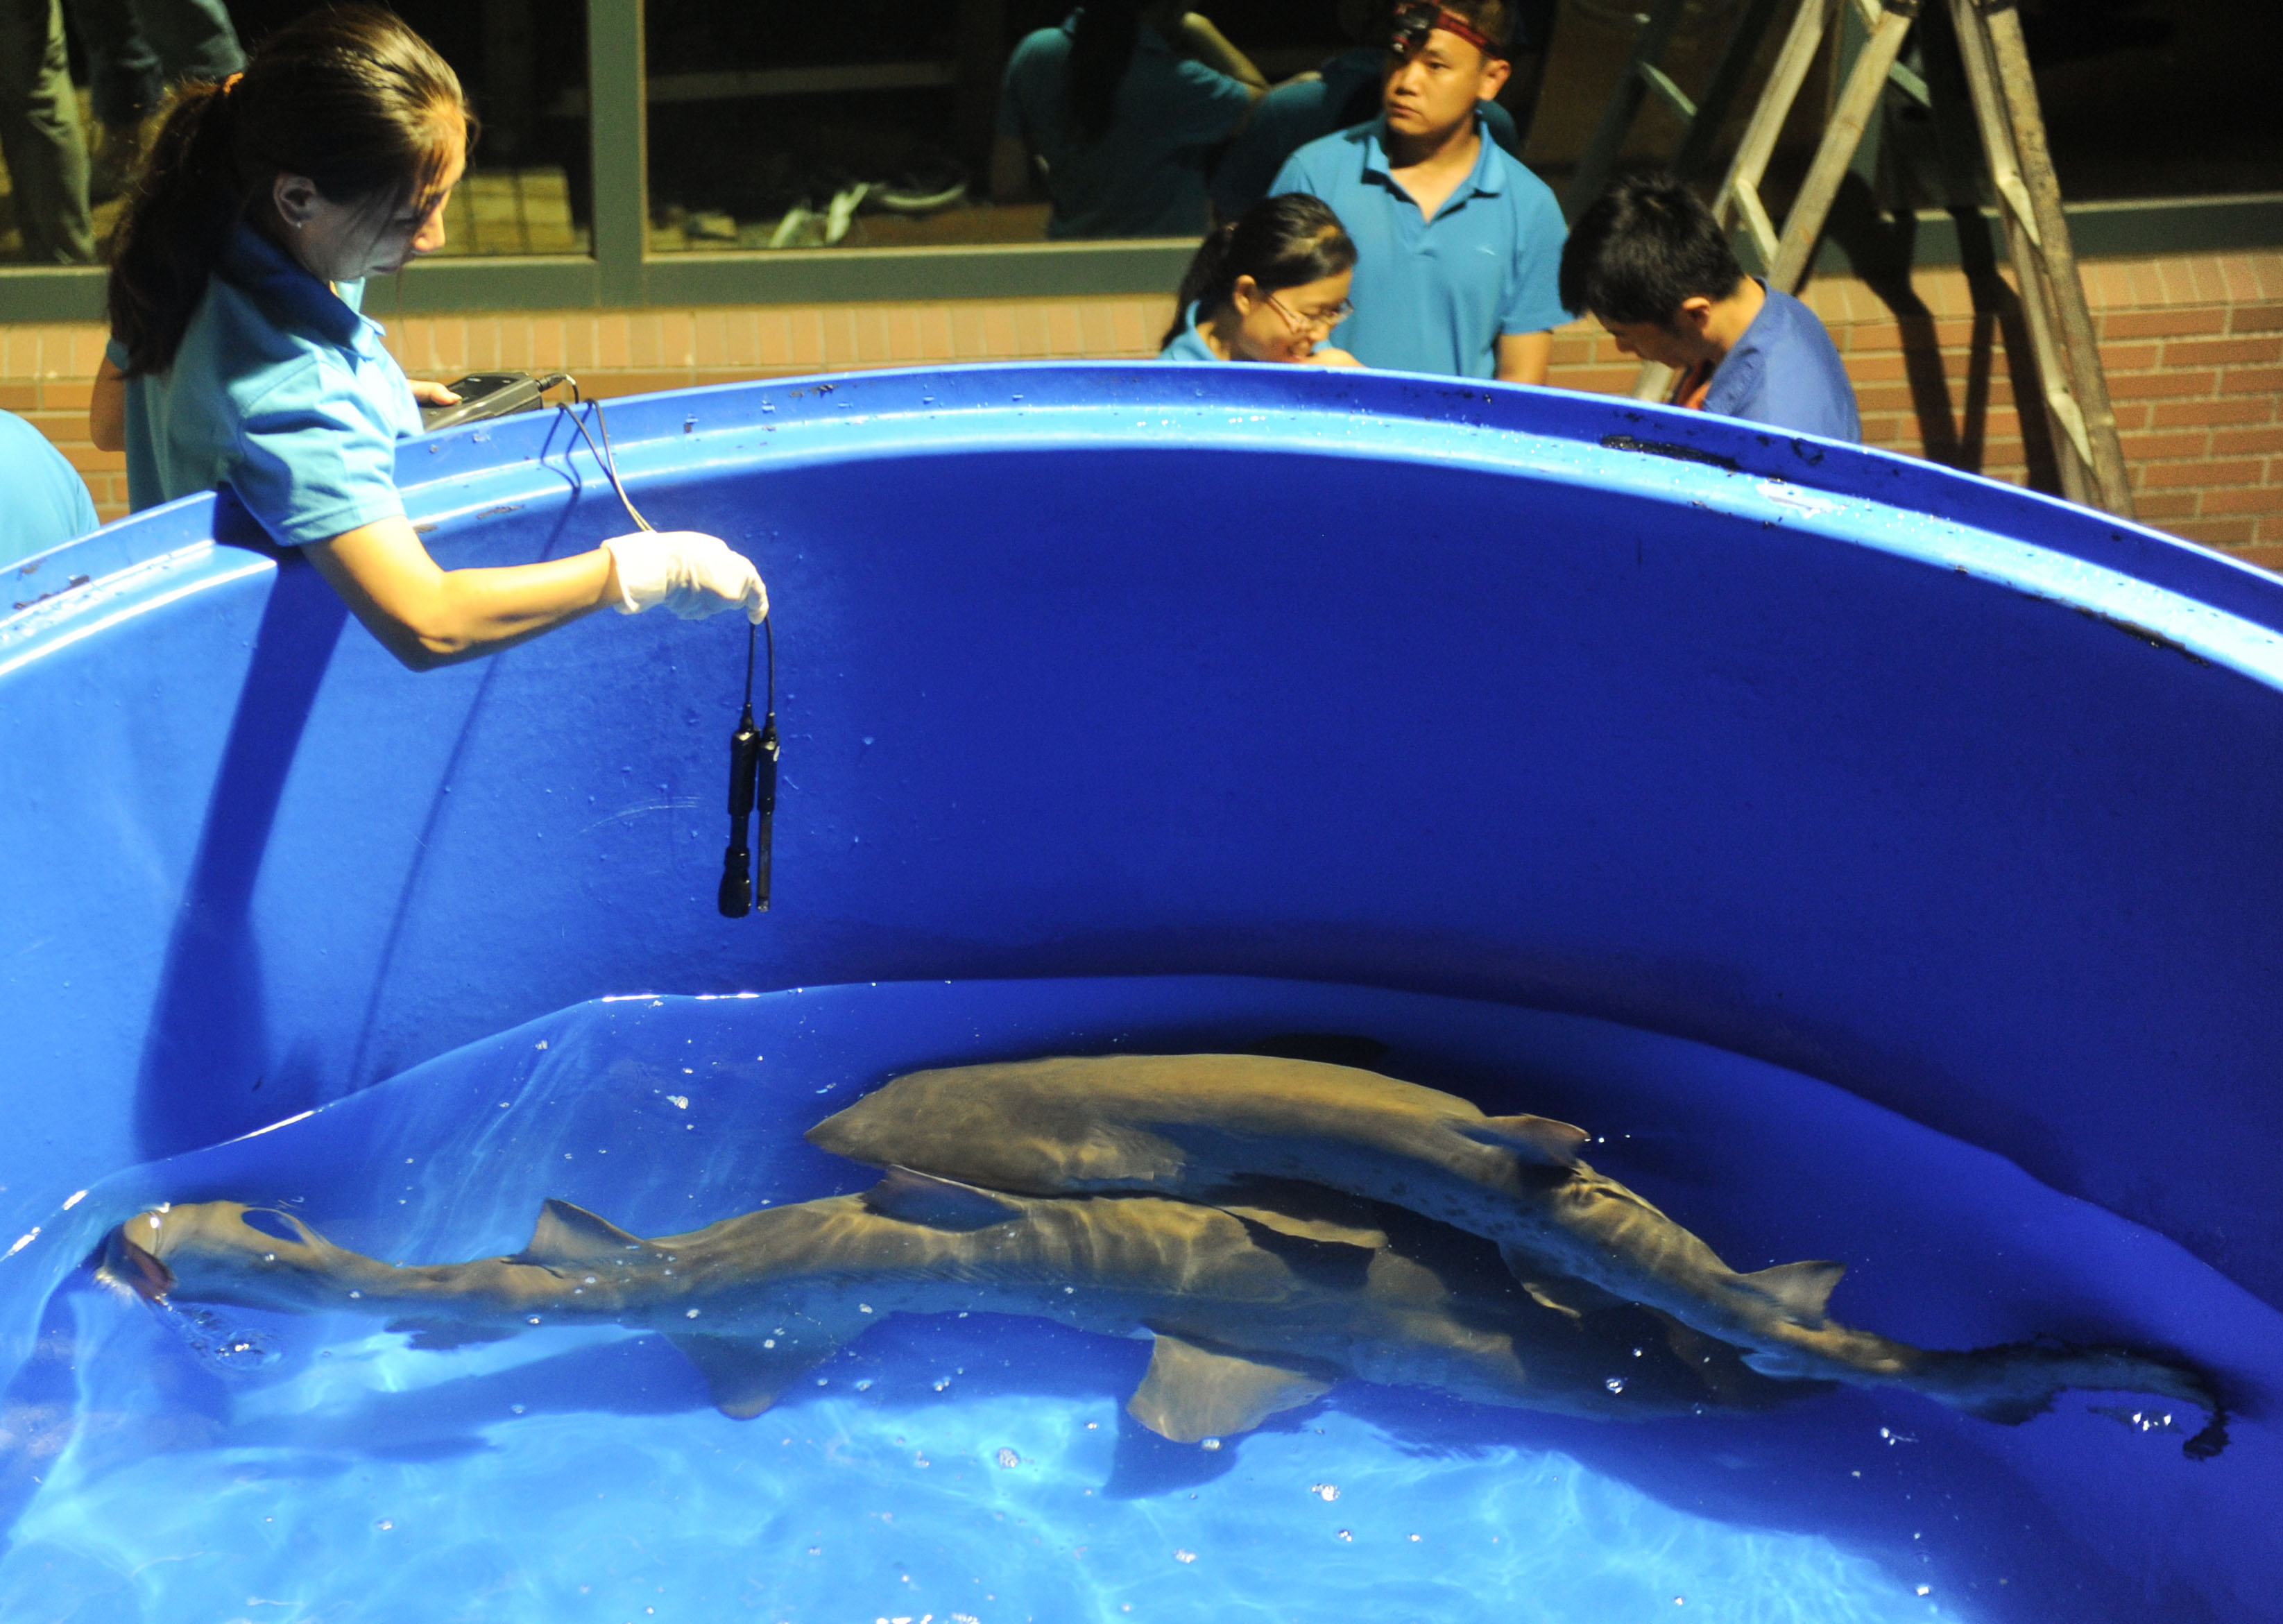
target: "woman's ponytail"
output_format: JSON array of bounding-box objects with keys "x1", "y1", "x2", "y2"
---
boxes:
[
  {"x1": 1165, "y1": 221, "x2": 1240, "y2": 347},
  {"x1": 103, "y1": 5, "x2": 472, "y2": 375},
  {"x1": 107, "y1": 78, "x2": 243, "y2": 375},
  {"x1": 1163, "y1": 196, "x2": 1358, "y2": 348}
]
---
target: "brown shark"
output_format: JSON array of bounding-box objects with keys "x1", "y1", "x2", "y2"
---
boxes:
[
  {"x1": 99, "y1": 1177, "x2": 1797, "y2": 1442},
  {"x1": 805, "y1": 1053, "x2": 2227, "y2": 1455}
]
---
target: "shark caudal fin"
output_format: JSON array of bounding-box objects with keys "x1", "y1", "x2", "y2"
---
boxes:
[
  {"x1": 1737, "y1": 1260, "x2": 1847, "y2": 1328},
  {"x1": 669, "y1": 1333, "x2": 841, "y2": 1419},
  {"x1": 1125, "y1": 1333, "x2": 1333, "y2": 1443},
  {"x1": 1455, "y1": 1115, "x2": 1591, "y2": 1167},
  {"x1": 861, "y1": 1167, "x2": 1027, "y2": 1231},
  {"x1": 514, "y1": 1199, "x2": 651, "y2": 1266}
]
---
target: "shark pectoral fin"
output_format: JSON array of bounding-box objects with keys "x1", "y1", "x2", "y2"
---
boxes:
[
  {"x1": 1218, "y1": 1205, "x2": 1388, "y2": 1251},
  {"x1": 1512, "y1": 1274, "x2": 1627, "y2": 1322},
  {"x1": 513, "y1": 1199, "x2": 650, "y2": 1267},
  {"x1": 1457, "y1": 1115, "x2": 1592, "y2": 1168},
  {"x1": 1738, "y1": 1260, "x2": 1847, "y2": 1328},
  {"x1": 96, "y1": 1230, "x2": 174, "y2": 1303},
  {"x1": 1125, "y1": 1334, "x2": 1333, "y2": 1444},
  {"x1": 385, "y1": 1317, "x2": 516, "y2": 1351},
  {"x1": 861, "y1": 1167, "x2": 1026, "y2": 1232},
  {"x1": 1491, "y1": 1245, "x2": 1625, "y2": 1317},
  {"x1": 667, "y1": 1333, "x2": 837, "y2": 1420}
]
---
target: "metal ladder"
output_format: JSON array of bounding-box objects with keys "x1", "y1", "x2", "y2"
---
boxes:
[{"x1": 1575, "y1": 0, "x2": 2133, "y2": 518}]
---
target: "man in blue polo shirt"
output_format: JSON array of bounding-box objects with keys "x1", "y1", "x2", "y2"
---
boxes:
[
  {"x1": 1209, "y1": 0, "x2": 1523, "y2": 221},
  {"x1": 1266, "y1": 0, "x2": 1568, "y2": 382},
  {"x1": 0, "y1": 407, "x2": 99, "y2": 568},
  {"x1": 1559, "y1": 171, "x2": 1858, "y2": 441}
]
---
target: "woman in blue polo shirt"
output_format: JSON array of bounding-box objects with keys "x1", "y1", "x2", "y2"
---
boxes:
[
  {"x1": 1159, "y1": 193, "x2": 1362, "y2": 366},
  {"x1": 87, "y1": 7, "x2": 763, "y2": 672}
]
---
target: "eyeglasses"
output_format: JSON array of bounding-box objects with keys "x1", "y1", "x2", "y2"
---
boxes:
[{"x1": 1264, "y1": 289, "x2": 1353, "y2": 334}]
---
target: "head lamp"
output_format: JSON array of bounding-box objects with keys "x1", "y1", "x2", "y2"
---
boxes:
[{"x1": 1388, "y1": 1, "x2": 1502, "y2": 60}]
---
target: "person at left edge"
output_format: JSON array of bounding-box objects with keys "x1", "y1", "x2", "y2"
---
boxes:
[
  {"x1": 87, "y1": 6, "x2": 765, "y2": 673},
  {"x1": 1268, "y1": 0, "x2": 1567, "y2": 384},
  {"x1": 0, "y1": 407, "x2": 100, "y2": 569}
]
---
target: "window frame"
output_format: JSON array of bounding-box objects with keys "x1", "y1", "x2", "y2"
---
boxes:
[{"x1": 0, "y1": 0, "x2": 2273, "y2": 325}]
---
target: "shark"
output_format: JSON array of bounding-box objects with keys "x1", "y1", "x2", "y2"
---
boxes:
[
  {"x1": 806, "y1": 1053, "x2": 2228, "y2": 1456},
  {"x1": 99, "y1": 1177, "x2": 1799, "y2": 1442}
]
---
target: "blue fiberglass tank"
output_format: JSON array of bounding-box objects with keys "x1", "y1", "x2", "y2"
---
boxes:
[{"x1": 0, "y1": 364, "x2": 2280, "y2": 1621}]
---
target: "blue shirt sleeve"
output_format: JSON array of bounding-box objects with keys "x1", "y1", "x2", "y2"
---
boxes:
[
  {"x1": 1267, "y1": 144, "x2": 1325, "y2": 200},
  {"x1": 232, "y1": 355, "x2": 407, "y2": 547},
  {"x1": 1497, "y1": 166, "x2": 1571, "y2": 336},
  {"x1": 1161, "y1": 56, "x2": 1256, "y2": 147}
]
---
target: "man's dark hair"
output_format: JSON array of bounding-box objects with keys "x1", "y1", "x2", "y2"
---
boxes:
[
  {"x1": 1558, "y1": 171, "x2": 1745, "y2": 327},
  {"x1": 1437, "y1": 0, "x2": 1515, "y2": 53}
]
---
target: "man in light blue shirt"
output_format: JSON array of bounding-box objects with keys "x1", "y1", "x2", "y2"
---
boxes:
[
  {"x1": 1210, "y1": 38, "x2": 1519, "y2": 220},
  {"x1": 1267, "y1": 0, "x2": 1567, "y2": 382},
  {"x1": 1559, "y1": 171, "x2": 1858, "y2": 442},
  {"x1": 0, "y1": 407, "x2": 99, "y2": 567},
  {"x1": 995, "y1": 5, "x2": 1263, "y2": 241}
]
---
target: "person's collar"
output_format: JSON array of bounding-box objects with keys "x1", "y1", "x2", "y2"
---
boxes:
[
  {"x1": 219, "y1": 221, "x2": 365, "y2": 345},
  {"x1": 1362, "y1": 109, "x2": 1506, "y2": 194}
]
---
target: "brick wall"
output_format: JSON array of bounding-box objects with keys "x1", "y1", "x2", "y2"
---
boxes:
[{"x1": 8, "y1": 248, "x2": 2280, "y2": 573}]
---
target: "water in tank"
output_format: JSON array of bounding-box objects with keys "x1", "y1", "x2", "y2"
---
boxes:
[{"x1": 0, "y1": 366, "x2": 2277, "y2": 1623}]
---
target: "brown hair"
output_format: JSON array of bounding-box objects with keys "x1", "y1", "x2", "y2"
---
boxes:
[{"x1": 106, "y1": 5, "x2": 473, "y2": 374}]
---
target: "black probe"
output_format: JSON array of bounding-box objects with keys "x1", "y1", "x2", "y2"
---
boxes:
[{"x1": 719, "y1": 617, "x2": 778, "y2": 916}]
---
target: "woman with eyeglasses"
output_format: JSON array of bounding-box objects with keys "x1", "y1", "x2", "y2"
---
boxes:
[{"x1": 1159, "y1": 193, "x2": 1362, "y2": 366}]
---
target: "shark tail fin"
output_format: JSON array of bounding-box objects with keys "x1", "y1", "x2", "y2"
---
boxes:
[
  {"x1": 668, "y1": 1333, "x2": 839, "y2": 1419},
  {"x1": 514, "y1": 1199, "x2": 651, "y2": 1267},
  {"x1": 862, "y1": 1167, "x2": 1026, "y2": 1232},
  {"x1": 1126, "y1": 1333, "x2": 1333, "y2": 1443},
  {"x1": 1738, "y1": 1260, "x2": 1847, "y2": 1328},
  {"x1": 1456, "y1": 1115, "x2": 1591, "y2": 1167}
]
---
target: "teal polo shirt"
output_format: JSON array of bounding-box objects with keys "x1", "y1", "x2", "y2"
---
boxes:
[
  {"x1": 1158, "y1": 300, "x2": 1217, "y2": 361},
  {"x1": 0, "y1": 408, "x2": 99, "y2": 568},
  {"x1": 1269, "y1": 116, "x2": 1569, "y2": 378},
  {"x1": 111, "y1": 223, "x2": 420, "y2": 545},
  {"x1": 1000, "y1": 12, "x2": 1256, "y2": 241}
]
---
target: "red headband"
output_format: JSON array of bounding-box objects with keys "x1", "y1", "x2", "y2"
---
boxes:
[{"x1": 1390, "y1": 3, "x2": 1503, "y2": 60}]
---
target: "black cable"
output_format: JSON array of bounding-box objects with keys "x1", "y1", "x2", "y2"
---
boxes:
[{"x1": 553, "y1": 379, "x2": 778, "y2": 918}]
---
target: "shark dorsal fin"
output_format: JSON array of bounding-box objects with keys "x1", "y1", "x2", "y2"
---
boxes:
[
  {"x1": 1455, "y1": 1114, "x2": 1591, "y2": 1167},
  {"x1": 516, "y1": 1199, "x2": 649, "y2": 1266},
  {"x1": 1740, "y1": 1259, "x2": 1847, "y2": 1328},
  {"x1": 862, "y1": 1166, "x2": 1025, "y2": 1231},
  {"x1": 1125, "y1": 1333, "x2": 1333, "y2": 1443},
  {"x1": 668, "y1": 1333, "x2": 839, "y2": 1419}
]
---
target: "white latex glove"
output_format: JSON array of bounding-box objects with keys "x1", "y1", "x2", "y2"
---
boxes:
[{"x1": 601, "y1": 530, "x2": 769, "y2": 623}]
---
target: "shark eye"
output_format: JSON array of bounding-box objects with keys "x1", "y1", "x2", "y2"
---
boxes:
[{"x1": 239, "y1": 1209, "x2": 298, "y2": 1243}]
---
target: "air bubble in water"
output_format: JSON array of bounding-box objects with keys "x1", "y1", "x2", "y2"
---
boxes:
[
  {"x1": 1200, "y1": 1437, "x2": 1222, "y2": 1451},
  {"x1": 1310, "y1": 1484, "x2": 1339, "y2": 1501},
  {"x1": 996, "y1": 1448, "x2": 1020, "y2": 1469},
  {"x1": 1605, "y1": 1376, "x2": 1626, "y2": 1394},
  {"x1": 1173, "y1": 1549, "x2": 1197, "y2": 1564},
  {"x1": 855, "y1": 1378, "x2": 875, "y2": 1391}
]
